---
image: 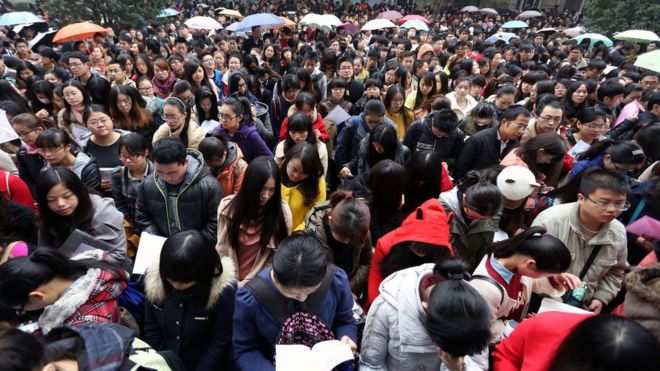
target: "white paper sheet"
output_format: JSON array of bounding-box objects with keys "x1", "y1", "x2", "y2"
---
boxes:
[
  {"x1": 0, "y1": 109, "x2": 18, "y2": 144},
  {"x1": 132, "y1": 232, "x2": 167, "y2": 275},
  {"x1": 567, "y1": 140, "x2": 591, "y2": 158},
  {"x1": 323, "y1": 105, "x2": 351, "y2": 125},
  {"x1": 538, "y1": 297, "x2": 590, "y2": 315}
]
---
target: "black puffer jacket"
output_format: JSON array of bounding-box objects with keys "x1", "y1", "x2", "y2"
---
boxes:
[
  {"x1": 402, "y1": 117, "x2": 465, "y2": 169},
  {"x1": 134, "y1": 149, "x2": 222, "y2": 245}
]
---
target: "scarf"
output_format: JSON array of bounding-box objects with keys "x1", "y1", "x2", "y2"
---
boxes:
[{"x1": 152, "y1": 72, "x2": 177, "y2": 96}]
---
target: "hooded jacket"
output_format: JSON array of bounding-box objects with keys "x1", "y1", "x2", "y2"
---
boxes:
[
  {"x1": 134, "y1": 149, "x2": 223, "y2": 245},
  {"x1": 212, "y1": 142, "x2": 248, "y2": 196},
  {"x1": 304, "y1": 201, "x2": 373, "y2": 295},
  {"x1": 44, "y1": 151, "x2": 101, "y2": 191},
  {"x1": 532, "y1": 202, "x2": 628, "y2": 305},
  {"x1": 402, "y1": 116, "x2": 465, "y2": 169},
  {"x1": 622, "y1": 264, "x2": 660, "y2": 341},
  {"x1": 335, "y1": 113, "x2": 397, "y2": 171},
  {"x1": 144, "y1": 255, "x2": 237, "y2": 371},
  {"x1": 366, "y1": 199, "x2": 454, "y2": 309}
]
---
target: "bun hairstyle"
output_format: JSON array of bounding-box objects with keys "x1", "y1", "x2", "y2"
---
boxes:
[
  {"x1": 458, "y1": 170, "x2": 503, "y2": 217},
  {"x1": 327, "y1": 190, "x2": 370, "y2": 244}
]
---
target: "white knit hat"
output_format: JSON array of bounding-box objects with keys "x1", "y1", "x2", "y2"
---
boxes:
[{"x1": 497, "y1": 166, "x2": 540, "y2": 201}]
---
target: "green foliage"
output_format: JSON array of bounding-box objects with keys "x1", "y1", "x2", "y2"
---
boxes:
[
  {"x1": 45, "y1": 0, "x2": 168, "y2": 29},
  {"x1": 582, "y1": 0, "x2": 660, "y2": 36}
]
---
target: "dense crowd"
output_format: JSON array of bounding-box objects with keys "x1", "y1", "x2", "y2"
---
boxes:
[{"x1": 0, "y1": 1, "x2": 659, "y2": 370}]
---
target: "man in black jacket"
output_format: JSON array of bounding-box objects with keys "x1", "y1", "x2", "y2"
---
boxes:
[
  {"x1": 337, "y1": 56, "x2": 364, "y2": 105},
  {"x1": 135, "y1": 138, "x2": 223, "y2": 245},
  {"x1": 403, "y1": 109, "x2": 465, "y2": 170},
  {"x1": 454, "y1": 105, "x2": 531, "y2": 180}
]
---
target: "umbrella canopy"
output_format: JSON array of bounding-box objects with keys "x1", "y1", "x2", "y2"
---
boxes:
[
  {"x1": 236, "y1": 12, "x2": 284, "y2": 31},
  {"x1": 225, "y1": 22, "x2": 240, "y2": 32},
  {"x1": 361, "y1": 19, "x2": 397, "y2": 31},
  {"x1": 517, "y1": 10, "x2": 543, "y2": 19},
  {"x1": 460, "y1": 6, "x2": 479, "y2": 12},
  {"x1": 28, "y1": 30, "x2": 56, "y2": 51},
  {"x1": 400, "y1": 19, "x2": 429, "y2": 32},
  {"x1": 218, "y1": 8, "x2": 242, "y2": 19},
  {"x1": 399, "y1": 14, "x2": 431, "y2": 25},
  {"x1": 572, "y1": 33, "x2": 613, "y2": 49},
  {"x1": 537, "y1": 27, "x2": 557, "y2": 35},
  {"x1": 614, "y1": 30, "x2": 660, "y2": 44},
  {"x1": 634, "y1": 50, "x2": 660, "y2": 73},
  {"x1": 322, "y1": 14, "x2": 343, "y2": 27},
  {"x1": 338, "y1": 23, "x2": 359, "y2": 35},
  {"x1": 53, "y1": 22, "x2": 108, "y2": 43},
  {"x1": 271, "y1": 16, "x2": 295, "y2": 30},
  {"x1": 157, "y1": 8, "x2": 180, "y2": 18},
  {"x1": 299, "y1": 13, "x2": 342, "y2": 30},
  {"x1": 562, "y1": 26, "x2": 586, "y2": 37},
  {"x1": 185, "y1": 16, "x2": 223, "y2": 30},
  {"x1": 502, "y1": 20, "x2": 528, "y2": 29},
  {"x1": 479, "y1": 8, "x2": 498, "y2": 16},
  {"x1": 0, "y1": 11, "x2": 42, "y2": 26},
  {"x1": 376, "y1": 10, "x2": 403, "y2": 21},
  {"x1": 485, "y1": 32, "x2": 518, "y2": 44}
]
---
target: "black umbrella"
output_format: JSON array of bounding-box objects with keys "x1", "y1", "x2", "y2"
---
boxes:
[{"x1": 28, "y1": 30, "x2": 56, "y2": 52}]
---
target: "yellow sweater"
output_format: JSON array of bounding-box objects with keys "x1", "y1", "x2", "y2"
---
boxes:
[{"x1": 281, "y1": 177, "x2": 326, "y2": 231}]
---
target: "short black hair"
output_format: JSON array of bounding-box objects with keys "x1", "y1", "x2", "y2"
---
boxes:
[
  {"x1": 364, "y1": 99, "x2": 386, "y2": 116},
  {"x1": 597, "y1": 82, "x2": 625, "y2": 101},
  {"x1": 152, "y1": 137, "x2": 187, "y2": 165},
  {"x1": 501, "y1": 105, "x2": 531, "y2": 121},
  {"x1": 579, "y1": 168, "x2": 630, "y2": 196},
  {"x1": 430, "y1": 108, "x2": 458, "y2": 133},
  {"x1": 272, "y1": 232, "x2": 328, "y2": 288}
]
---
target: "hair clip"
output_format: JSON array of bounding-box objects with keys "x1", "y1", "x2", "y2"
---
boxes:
[{"x1": 167, "y1": 96, "x2": 187, "y2": 107}]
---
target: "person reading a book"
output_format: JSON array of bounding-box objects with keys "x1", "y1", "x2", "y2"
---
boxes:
[
  {"x1": 35, "y1": 167, "x2": 127, "y2": 265},
  {"x1": 532, "y1": 168, "x2": 630, "y2": 314}
]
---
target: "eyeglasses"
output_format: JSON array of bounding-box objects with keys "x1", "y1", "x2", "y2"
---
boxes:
[
  {"x1": 584, "y1": 123, "x2": 609, "y2": 131},
  {"x1": 161, "y1": 114, "x2": 182, "y2": 122},
  {"x1": 538, "y1": 115, "x2": 562, "y2": 124},
  {"x1": 119, "y1": 153, "x2": 144, "y2": 161},
  {"x1": 17, "y1": 129, "x2": 37, "y2": 138},
  {"x1": 38, "y1": 146, "x2": 65, "y2": 155},
  {"x1": 510, "y1": 122, "x2": 529, "y2": 131},
  {"x1": 220, "y1": 114, "x2": 238, "y2": 121},
  {"x1": 138, "y1": 86, "x2": 154, "y2": 93},
  {"x1": 586, "y1": 196, "x2": 631, "y2": 211}
]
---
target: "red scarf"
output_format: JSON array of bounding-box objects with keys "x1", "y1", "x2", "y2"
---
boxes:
[{"x1": 152, "y1": 72, "x2": 177, "y2": 96}]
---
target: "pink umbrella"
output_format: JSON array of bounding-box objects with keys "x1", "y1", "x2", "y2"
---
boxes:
[
  {"x1": 338, "y1": 22, "x2": 359, "y2": 35},
  {"x1": 399, "y1": 14, "x2": 431, "y2": 25},
  {"x1": 460, "y1": 6, "x2": 479, "y2": 12},
  {"x1": 376, "y1": 10, "x2": 403, "y2": 21}
]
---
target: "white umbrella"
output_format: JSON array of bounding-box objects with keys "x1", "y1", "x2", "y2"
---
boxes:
[
  {"x1": 517, "y1": 10, "x2": 544, "y2": 19},
  {"x1": 321, "y1": 14, "x2": 343, "y2": 27},
  {"x1": 361, "y1": 19, "x2": 397, "y2": 31},
  {"x1": 225, "y1": 22, "x2": 240, "y2": 32},
  {"x1": 300, "y1": 13, "x2": 341, "y2": 30},
  {"x1": 614, "y1": 30, "x2": 660, "y2": 44},
  {"x1": 460, "y1": 6, "x2": 479, "y2": 12},
  {"x1": 634, "y1": 50, "x2": 660, "y2": 73},
  {"x1": 185, "y1": 16, "x2": 223, "y2": 30},
  {"x1": 479, "y1": 8, "x2": 498, "y2": 16},
  {"x1": 562, "y1": 26, "x2": 585, "y2": 37}
]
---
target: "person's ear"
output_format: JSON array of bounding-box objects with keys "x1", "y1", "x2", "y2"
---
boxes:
[
  {"x1": 27, "y1": 290, "x2": 45, "y2": 305},
  {"x1": 183, "y1": 159, "x2": 189, "y2": 167},
  {"x1": 327, "y1": 215, "x2": 333, "y2": 226},
  {"x1": 577, "y1": 192, "x2": 585, "y2": 203},
  {"x1": 526, "y1": 259, "x2": 537, "y2": 271},
  {"x1": 421, "y1": 300, "x2": 429, "y2": 311}
]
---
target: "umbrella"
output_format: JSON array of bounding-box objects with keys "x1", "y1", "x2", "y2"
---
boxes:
[
  {"x1": 517, "y1": 10, "x2": 544, "y2": 19},
  {"x1": 0, "y1": 11, "x2": 42, "y2": 26},
  {"x1": 400, "y1": 20, "x2": 429, "y2": 32},
  {"x1": 185, "y1": 16, "x2": 223, "y2": 30},
  {"x1": 479, "y1": 8, "x2": 498, "y2": 16},
  {"x1": 53, "y1": 22, "x2": 108, "y2": 43},
  {"x1": 460, "y1": 6, "x2": 479, "y2": 12},
  {"x1": 399, "y1": 15, "x2": 431, "y2": 25},
  {"x1": 321, "y1": 14, "x2": 342, "y2": 27},
  {"x1": 235, "y1": 12, "x2": 284, "y2": 32},
  {"x1": 271, "y1": 16, "x2": 295, "y2": 30},
  {"x1": 225, "y1": 22, "x2": 240, "y2": 32},
  {"x1": 338, "y1": 23, "x2": 359, "y2": 35},
  {"x1": 502, "y1": 20, "x2": 528, "y2": 29},
  {"x1": 157, "y1": 8, "x2": 180, "y2": 18},
  {"x1": 299, "y1": 13, "x2": 341, "y2": 30},
  {"x1": 361, "y1": 19, "x2": 397, "y2": 31},
  {"x1": 562, "y1": 26, "x2": 586, "y2": 37},
  {"x1": 572, "y1": 33, "x2": 613, "y2": 49},
  {"x1": 218, "y1": 8, "x2": 242, "y2": 19},
  {"x1": 634, "y1": 50, "x2": 660, "y2": 73},
  {"x1": 537, "y1": 27, "x2": 557, "y2": 35},
  {"x1": 29, "y1": 30, "x2": 56, "y2": 51},
  {"x1": 485, "y1": 32, "x2": 518, "y2": 44},
  {"x1": 376, "y1": 10, "x2": 403, "y2": 21},
  {"x1": 614, "y1": 29, "x2": 660, "y2": 44}
]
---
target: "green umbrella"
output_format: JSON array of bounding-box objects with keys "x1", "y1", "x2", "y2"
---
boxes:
[
  {"x1": 571, "y1": 33, "x2": 613, "y2": 49},
  {"x1": 634, "y1": 50, "x2": 660, "y2": 73},
  {"x1": 157, "y1": 8, "x2": 180, "y2": 18},
  {"x1": 614, "y1": 30, "x2": 660, "y2": 44}
]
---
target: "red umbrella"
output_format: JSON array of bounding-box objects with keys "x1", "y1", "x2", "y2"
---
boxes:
[
  {"x1": 53, "y1": 22, "x2": 108, "y2": 43},
  {"x1": 338, "y1": 22, "x2": 359, "y2": 35},
  {"x1": 376, "y1": 10, "x2": 403, "y2": 21},
  {"x1": 398, "y1": 14, "x2": 431, "y2": 25}
]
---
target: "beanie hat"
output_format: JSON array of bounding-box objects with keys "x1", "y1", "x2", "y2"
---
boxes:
[{"x1": 497, "y1": 166, "x2": 539, "y2": 201}]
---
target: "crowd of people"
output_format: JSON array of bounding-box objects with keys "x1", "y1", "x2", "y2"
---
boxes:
[{"x1": 0, "y1": 1, "x2": 659, "y2": 370}]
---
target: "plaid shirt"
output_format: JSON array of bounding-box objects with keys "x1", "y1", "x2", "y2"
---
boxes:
[{"x1": 67, "y1": 267, "x2": 129, "y2": 326}]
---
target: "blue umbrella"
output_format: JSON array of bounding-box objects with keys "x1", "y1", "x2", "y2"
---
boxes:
[
  {"x1": 486, "y1": 32, "x2": 518, "y2": 44},
  {"x1": 501, "y1": 20, "x2": 528, "y2": 29},
  {"x1": 400, "y1": 19, "x2": 429, "y2": 32},
  {"x1": 235, "y1": 13, "x2": 284, "y2": 32},
  {"x1": 0, "y1": 11, "x2": 42, "y2": 26},
  {"x1": 157, "y1": 8, "x2": 180, "y2": 18},
  {"x1": 572, "y1": 33, "x2": 613, "y2": 49}
]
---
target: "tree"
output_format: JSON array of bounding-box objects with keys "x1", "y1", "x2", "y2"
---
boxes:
[
  {"x1": 582, "y1": 0, "x2": 660, "y2": 36},
  {"x1": 45, "y1": 0, "x2": 168, "y2": 30}
]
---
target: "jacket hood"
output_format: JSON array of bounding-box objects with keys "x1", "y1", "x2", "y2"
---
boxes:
[
  {"x1": 144, "y1": 255, "x2": 237, "y2": 311},
  {"x1": 624, "y1": 263, "x2": 660, "y2": 341},
  {"x1": 89, "y1": 195, "x2": 123, "y2": 240},
  {"x1": 417, "y1": 44, "x2": 435, "y2": 60},
  {"x1": 286, "y1": 104, "x2": 318, "y2": 119},
  {"x1": 379, "y1": 198, "x2": 454, "y2": 253},
  {"x1": 154, "y1": 148, "x2": 207, "y2": 191},
  {"x1": 216, "y1": 142, "x2": 242, "y2": 175}
]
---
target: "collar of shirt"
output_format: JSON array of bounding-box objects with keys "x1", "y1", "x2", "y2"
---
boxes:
[{"x1": 490, "y1": 254, "x2": 514, "y2": 284}]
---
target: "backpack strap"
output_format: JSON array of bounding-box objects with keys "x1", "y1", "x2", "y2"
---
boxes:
[
  {"x1": 628, "y1": 199, "x2": 647, "y2": 225},
  {"x1": 578, "y1": 245, "x2": 602, "y2": 280},
  {"x1": 471, "y1": 274, "x2": 505, "y2": 306}
]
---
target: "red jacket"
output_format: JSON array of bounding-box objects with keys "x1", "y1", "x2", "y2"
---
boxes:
[
  {"x1": 279, "y1": 111, "x2": 329, "y2": 142},
  {"x1": 365, "y1": 198, "x2": 454, "y2": 311},
  {"x1": 0, "y1": 170, "x2": 36, "y2": 212},
  {"x1": 492, "y1": 311, "x2": 593, "y2": 371}
]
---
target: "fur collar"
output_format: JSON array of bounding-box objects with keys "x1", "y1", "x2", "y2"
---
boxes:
[
  {"x1": 39, "y1": 268, "x2": 101, "y2": 334},
  {"x1": 144, "y1": 255, "x2": 236, "y2": 311},
  {"x1": 626, "y1": 264, "x2": 660, "y2": 307}
]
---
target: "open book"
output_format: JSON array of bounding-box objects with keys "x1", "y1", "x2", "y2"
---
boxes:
[{"x1": 276, "y1": 340, "x2": 353, "y2": 371}]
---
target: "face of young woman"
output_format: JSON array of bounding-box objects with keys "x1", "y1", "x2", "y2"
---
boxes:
[
  {"x1": 264, "y1": 46, "x2": 275, "y2": 59},
  {"x1": 200, "y1": 97, "x2": 213, "y2": 115},
  {"x1": 47, "y1": 183, "x2": 79, "y2": 217},
  {"x1": 228, "y1": 57, "x2": 241, "y2": 72},
  {"x1": 571, "y1": 84, "x2": 588, "y2": 105},
  {"x1": 331, "y1": 87, "x2": 345, "y2": 101},
  {"x1": 286, "y1": 158, "x2": 308, "y2": 183},
  {"x1": 259, "y1": 177, "x2": 277, "y2": 206},
  {"x1": 162, "y1": 104, "x2": 186, "y2": 131},
  {"x1": 136, "y1": 59, "x2": 148, "y2": 74},
  {"x1": 62, "y1": 86, "x2": 84, "y2": 106},
  {"x1": 214, "y1": 53, "x2": 225, "y2": 70},
  {"x1": 237, "y1": 77, "x2": 247, "y2": 95},
  {"x1": 219, "y1": 104, "x2": 241, "y2": 132},
  {"x1": 192, "y1": 66, "x2": 205, "y2": 84},
  {"x1": 116, "y1": 93, "x2": 133, "y2": 114},
  {"x1": 86, "y1": 111, "x2": 114, "y2": 137},
  {"x1": 91, "y1": 47, "x2": 103, "y2": 59},
  {"x1": 389, "y1": 92, "x2": 404, "y2": 112},
  {"x1": 40, "y1": 143, "x2": 70, "y2": 164},
  {"x1": 13, "y1": 124, "x2": 43, "y2": 147},
  {"x1": 44, "y1": 73, "x2": 61, "y2": 85},
  {"x1": 289, "y1": 130, "x2": 308, "y2": 144},
  {"x1": 554, "y1": 83, "x2": 567, "y2": 98},
  {"x1": 455, "y1": 81, "x2": 469, "y2": 97},
  {"x1": 119, "y1": 147, "x2": 147, "y2": 172},
  {"x1": 419, "y1": 80, "x2": 433, "y2": 96},
  {"x1": 154, "y1": 65, "x2": 169, "y2": 81},
  {"x1": 138, "y1": 80, "x2": 154, "y2": 97}
]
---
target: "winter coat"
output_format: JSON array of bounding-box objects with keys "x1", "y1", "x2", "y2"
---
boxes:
[
  {"x1": 278, "y1": 105, "x2": 329, "y2": 142},
  {"x1": 440, "y1": 188, "x2": 500, "y2": 271},
  {"x1": 215, "y1": 194, "x2": 293, "y2": 285},
  {"x1": 134, "y1": 149, "x2": 223, "y2": 245},
  {"x1": 454, "y1": 126, "x2": 519, "y2": 181},
  {"x1": 303, "y1": 201, "x2": 373, "y2": 295},
  {"x1": 38, "y1": 264, "x2": 128, "y2": 334},
  {"x1": 111, "y1": 161, "x2": 154, "y2": 224},
  {"x1": 16, "y1": 144, "x2": 45, "y2": 195},
  {"x1": 360, "y1": 263, "x2": 485, "y2": 371},
  {"x1": 622, "y1": 264, "x2": 660, "y2": 341},
  {"x1": 335, "y1": 113, "x2": 397, "y2": 171},
  {"x1": 281, "y1": 177, "x2": 327, "y2": 231},
  {"x1": 152, "y1": 120, "x2": 206, "y2": 150},
  {"x1": 356, "y1": 136, "x2": 410, "y2": 176},
  {"x1": 232, "y1": 266, "x2": 357, "y2": 370},
  {"x1": 402, "y1": 117, "x2": 465, "y2": 169},
  {"x1": 0, "y1": 169, "x2": 35, "y2": 212},
  {"x1": 214, "y1": 123, "x2": 273, "y2": 163},
  {"x1": 211, "y1": 143, "x2": 248, "y2": 196},
  {"x1": 532, "y1": 202, "x2": 628, "y2": 305},
  {"x1": 44, "y1": 151, "x2": 101, "y2": 191},
  {"x1": 144, "y1": 254, "x2": 237, "y2": 371},
  {"x1": 366, "y1": 199, "x2": 454, "y2": 308},
  {"x1": 446, "y1": 91, "x2": 478, "y2": 121}
]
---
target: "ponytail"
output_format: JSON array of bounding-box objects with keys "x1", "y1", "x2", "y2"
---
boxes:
[
  {"x1": 459, "y1": 170, "x2": 502, "y2": 217},
  {"x1": 487, "y1": 226, "x2": 571, "y2": 273}
]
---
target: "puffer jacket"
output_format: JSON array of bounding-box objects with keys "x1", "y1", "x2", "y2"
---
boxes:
[
  {"x1": 335, "y1": 113, "x2": 397, "y2": 172},
  {"x1": 532, "y1": 202, "x2": 628, "y2": 305},
  {"x1": 44, "y1": 151, "x2": 101, "y2": 191},
  {"x1": 303, "y1": 201, "x2": 373, "y2": 295},
  {"x1": 402, "y1": 116, "x2": 465, "y2": 169},
  {"x1": 134, "y1": 149, "x2": 223, "y2": 245},
  {"x1": 359, "y1": 263, "x2": 485, "y2": 371},
  {"x1": 355, "y1": 135, "x2": 410, "y2": 176},
  {"x1": 211, "y1": 143, "x2": 247, "y2": 196}
]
